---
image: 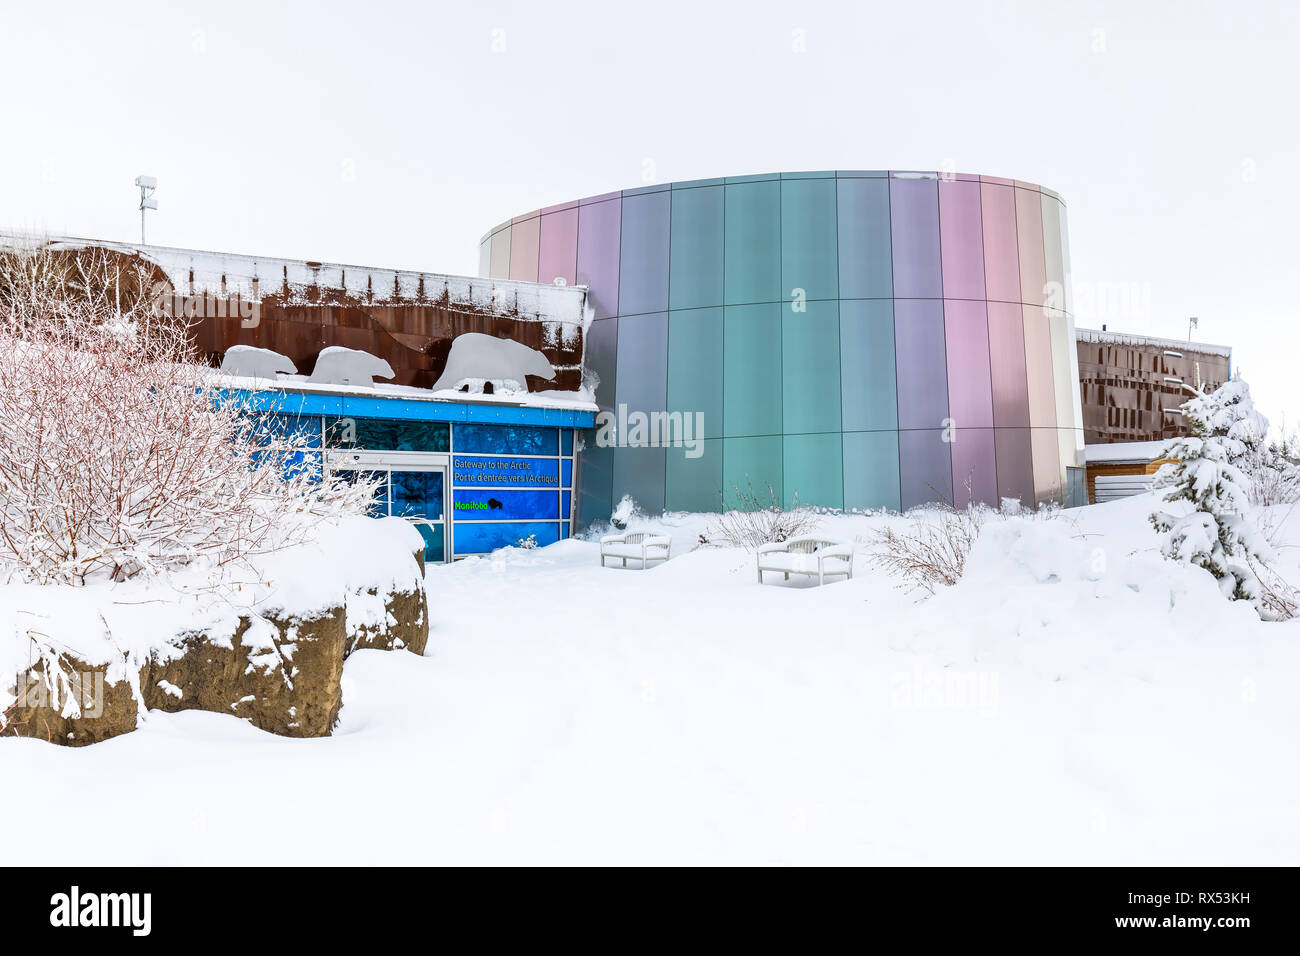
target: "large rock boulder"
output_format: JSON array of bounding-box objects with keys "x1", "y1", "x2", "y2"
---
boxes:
[
  {"x1": 2, "y1": 526, "x2": 430, "y2": 746},
  {"x1": 140, "y1": 607, "x2": 349, "y2": 738},
  {"x1": 2, "y1": 654, "x2": 138, "y2": 746}
]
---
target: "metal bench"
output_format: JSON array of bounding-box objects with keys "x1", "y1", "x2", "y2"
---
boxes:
[
  {"x1": 600, "y1": 531, "x2": 671, "y2": 569},
  {"x1": 756, "y1": 537, "x2": 854, "y2": 585}
]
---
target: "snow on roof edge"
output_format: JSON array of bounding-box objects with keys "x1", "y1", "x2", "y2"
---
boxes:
[
  {"x1": 1084, "y1": 440, "x2": 1171, "y2": 463},
  {"x1": 1076, "y1": 327, "x2": 1232, "y2": 358},
  {"x1": 216, "y1": 372, "x2": 599, "y2": 413},
  {"x1": 0, "y1": 230, "x2": 590, "y2": 325}
]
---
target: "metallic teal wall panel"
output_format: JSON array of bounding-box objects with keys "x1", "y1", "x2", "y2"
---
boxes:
[
  {"x1": 888, "y1": 177, "x2": 943, "y2": 299},
  {"x1": 836, "y1": 177, "x2": 893, "y2": 299},
  {"x1": 666, "y1": 307, "x2": 724, "y2": 439},
  {"x1": 618, "y1": 190, "x2": 671, "y2": 316},
  {"x1": 723, "y1": 435, "x2": 783, "y2": 507},
  {"x1": 584, "y1": 317, "x2": 619, "y2": 413},
  {"x1": 575, "y1": 437, "x2": 614, "y2": 527},
  {"x1": 612, "y1": 445, "x2": 666, "y2": 516},
  {"x1": 665, "y1": 439, "x2": 723, "y2": 513},
  {"x1": 723, "y1": 303, "x2": 782, "y2": 438},
  {"x1": 780, "y1": 177, "x2": 839, "y2": 303},
  {"x1": 899, "y1": 428, "x2": 954, "y2": 511},
  {"x1": 614, "y1": 312, "x2": 668, "y2": 420},
  {"x1": 842, "y1": 430, "x2": 901, "y2": 512},
  {"x1": 782, "y1": 300, "x2": 841, "y2": 435},
  {"x1": 784, "y1": 432, "x2": 843, "y2": 510},
  {"x1": 723, "y1": 180, "x2": 782, "y2": 306},
  {"x1": 669, "y1": 185, "x2": 724, "y2": 310},
  {"x1": 839, "y1": 299, "x2": 898, "y2": 433}
]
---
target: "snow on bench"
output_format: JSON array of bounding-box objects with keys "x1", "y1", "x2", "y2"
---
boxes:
[
  {"x1": 756, "y1": 537, "x2": 854, "y2": 586},
  {"x1": 600, "y1": 531, "x2": 671, "y2": 569}
]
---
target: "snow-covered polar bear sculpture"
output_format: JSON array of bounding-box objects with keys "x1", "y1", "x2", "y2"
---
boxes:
[
  {"x1": 220, "y1": 344, "x2": 297, "y2": 380},
  {"x1": 308, "y1": 346, "x2": 395, "y2": 386},
  {"x1": 432, "y1": 332, "x2": 554, "y2": 394}
]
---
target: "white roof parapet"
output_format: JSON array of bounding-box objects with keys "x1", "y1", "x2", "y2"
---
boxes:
[
  {"x1": 0, "y1": 230, "x2": 590, "y2": 326},
  {"x1": 216, "y1": 370, "x2": 598, "y2": 413},
  {"x1": 1076, "y1": 326, "x2": 1232, "y2": 359},
  {"x1": 1084, "y1": 440, "x2": 1172, "y2": 464}
]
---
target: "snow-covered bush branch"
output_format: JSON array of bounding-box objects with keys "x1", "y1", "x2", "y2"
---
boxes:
[
  {"x1": 868, "y1": 506, "x2": 985, "y2": 596},
  {"x1": 1241, "y1": 428, "x2": 1300, "y2": 507},
  {"x1": 702, "y1": 481, "x2": 819, "y2": 550},
  {"x1": 0, "y1": 242, "x2": 379, "y2": 586}
]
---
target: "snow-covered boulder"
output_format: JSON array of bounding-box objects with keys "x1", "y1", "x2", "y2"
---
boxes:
[
  {"x1": 432, "y1": 332, "x2": 554, "y2": 393},
  {"x1": 1, "y1": 517, "x2": 429, "y2": 745}
]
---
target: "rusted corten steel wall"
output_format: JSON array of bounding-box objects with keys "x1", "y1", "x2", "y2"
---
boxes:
[
  {"x1": 1076, "y1": 331, "x2": 1232, "y2": 444},
  {"x1": 22, "y1": 240, "x2": 589, "y2": 393},
  {"x1": 190, "y1": 289, "x2": 585, "y2": 391}
]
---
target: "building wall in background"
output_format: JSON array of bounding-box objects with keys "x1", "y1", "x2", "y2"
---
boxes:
[{"x1": 1075, "y1": 329, "x2": 1232, "y2": 444}]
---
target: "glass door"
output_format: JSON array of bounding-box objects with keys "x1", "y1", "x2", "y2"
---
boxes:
[
  {"x1": 389, "y1": 466, "x2": 447, "y2": 563},
  {"x1": 325, "y1": 451, "x2": 449, "y2": 564}
]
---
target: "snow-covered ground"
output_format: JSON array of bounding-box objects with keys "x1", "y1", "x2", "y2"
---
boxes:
[{"x1": 4, "y1": 494, "x2": 1299, "y2": 865}]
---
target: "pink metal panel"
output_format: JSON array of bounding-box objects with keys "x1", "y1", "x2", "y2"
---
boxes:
[
  {"x1": 980, "y1": 182, "x2": 1020, "y2": 304},
  {"x1": 538, "y1": 206, "x2": 579, "y2": 287},
  {"x1": 951, "y1": 427, "x2": 998, "y2": 508},
  {"x1": 944, "y1": 298, "x2": 995, "y2": 429},
  {"x1": 939, "y1": 178, "x2": 985, "y2": 300},
  {"x1": 1015, "y1": 187, "x2": 1047, "y2": 308},
  {"x1": 508, "y1": 216, "x2": 540, "y2": 283},
  {"x1": 1022, "y1": 304, "x2": 1058, "y2": 428}
]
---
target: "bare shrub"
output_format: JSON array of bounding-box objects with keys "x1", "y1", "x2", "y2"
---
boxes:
[
  {"x1": 867, "y1": 505, "x2": 988, "y2": 596},
  {"x1": 1247, "y1": 554, "x2": 1300, "y2": 622},
  {"x1": 0, "y1": 241, "x2": 377, "y2": 585},
  {"x1": 1242, "y1": 430, "x2": 1300, "y2": 507},
  {"x1": 701, "y1": 481, "x2": 819, "y2": 551}
]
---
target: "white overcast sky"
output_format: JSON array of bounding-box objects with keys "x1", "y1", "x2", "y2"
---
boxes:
[{"x1": 2, "y1": 0, "x2": 1297, "y2": 426}]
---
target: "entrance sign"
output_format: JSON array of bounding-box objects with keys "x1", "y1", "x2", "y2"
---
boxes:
[
  {"x1": 452, "y1": 455, "x2": 560, "y2": 488},
  {"x1": 452, "y1": 488, "x2": 561, "y2": 521}
]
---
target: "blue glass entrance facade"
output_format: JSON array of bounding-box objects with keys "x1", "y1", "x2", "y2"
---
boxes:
[{"x1": 234, "y1": 387, "x2": 594, "y2": 561}]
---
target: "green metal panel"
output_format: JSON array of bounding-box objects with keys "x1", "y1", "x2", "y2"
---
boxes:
[
  {"x1": 665, "y1": 438, "x2": 724, "y2": 512},
  {"x1": 724, "y1": 180, "x2": 781, "y2": 305},
  {"x1": 784, "y1": 432, "x2": 844, "y2": 509},
  {"x1": 667, "y1": 307, "x2": 724, "y2": 439},
  {"x1": 781, "y1": 177, "x2": 839, "y2": 303},
  {"x1": 842, "y1": 430, "x2": 902, "y2": 512},
  {"x1": 669, "y1": 185, "x2": 724, "y2": 310},
  {"x1": 839, "y1": 299, "x2": 898, "y2": 432},
  {"x1": 836, "y1": 177, "x2": 893, "y2": 299},
  {"x1": 782, "y1": 300, "x2": 841, "y2": 435},
  {"x1": 723, "y1": 303, "x2": 782, "y2": 438},
  {"x1": 722, "y1": 435, "x2": 783, "y2": 508}
]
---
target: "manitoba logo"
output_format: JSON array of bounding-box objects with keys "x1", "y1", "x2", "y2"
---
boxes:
[{"x1": 49, "y1": 886, "x2": 151, "y2": 936}]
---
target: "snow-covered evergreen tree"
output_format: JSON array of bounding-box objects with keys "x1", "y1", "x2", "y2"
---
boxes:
[{"x1": 1150, "y1": 379, "x2": 1271, "y2": 605}]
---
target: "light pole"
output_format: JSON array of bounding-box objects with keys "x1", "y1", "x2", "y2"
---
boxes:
[
  {"x1": 1188, "y1": 315, "x2": 1199, "y2": 343},
  {"x1": 135, "y1": 175, "x2": 158, "y2": 243}
]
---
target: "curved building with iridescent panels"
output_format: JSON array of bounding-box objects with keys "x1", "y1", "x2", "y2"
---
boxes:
[{"x1": 480, "y1": 170, "x2": 1084, "y2": 525}]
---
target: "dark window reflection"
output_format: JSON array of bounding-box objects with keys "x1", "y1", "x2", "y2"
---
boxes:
[
  {"x1": 327, "y1": 417, "x2": 450, "y2": 452},
  {"x1": 390, "y1": 470, "x2": 445, "y2": 519}
]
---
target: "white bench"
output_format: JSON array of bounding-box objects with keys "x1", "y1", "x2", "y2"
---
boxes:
[
  {"x1": 757, "y1": 537, "x2": 854, "y2": 585},
  {"x1": 600, "y1": 531, "x2": 671, "y2": 569}
]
